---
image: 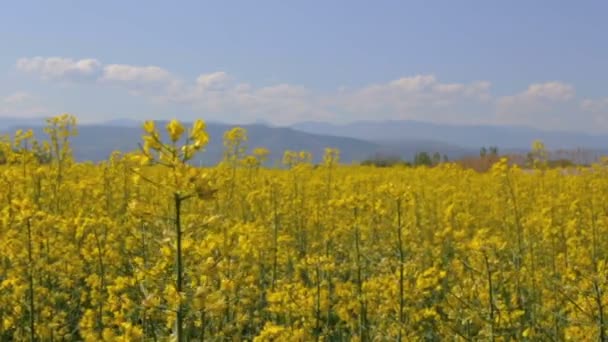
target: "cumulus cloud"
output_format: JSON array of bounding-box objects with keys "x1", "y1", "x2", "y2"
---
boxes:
[
  {"x1": 16, "y1": 57, "x2": 101, "y2": 81},
  {"x1": 165, "y1": 75, "x2": 323, "y2": 123},
  {"x1": 98, "y1": 64, "x2": 181, "y2": 97},
  {"x1": 330, "y1": 75, "x2": 492, "y2": 122},
  {"x1": 496, "y1": 81, "x2": 578, "y2": 128},
  {"x1": 498, "y1": 81, "x2": 575, "y2": 113},
  {"x1": 15, "y1": 57, "x2": 177, "y2": 92},
  {"x1": 581, "y1": 98, "x2": 608, "y2": 113},
  {"x1": 171, "y1": 74, "x2": 493, "y2": 124},
  {"x1": 196, "y1": 72, "x2": 231, "y2": 90},
  {"x1": 14, "y1": 56, "x2": 608, "y2": 130},
  {"x1": 3, "y1": 91, "x2": 33, "y2": 104},
  {"x1": 389, "y1": 74, "x2": 437, "y2": 92},
  {"x1": 524, "y1": 82, "x2": 575, "y2": 101},
  {"x1": 581, "y1": 98, "x2": 608, "y2": 128},
  {"x1": 101, "y1": 64, "x2": 174, "y2": 83},
  {"x1": 0, "y1": 92, "x2": 49, "y2": 117},
  {"x1": 16, "y1": 57, "x2": 496, "y2": 124}
]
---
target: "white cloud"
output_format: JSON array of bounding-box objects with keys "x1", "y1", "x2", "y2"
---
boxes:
[
  {"x1": 16, "y1": 57, "x2": 101, "y2": 81},
  {"x1": 496, "y1": 81, "x2": 577, "y2": 127},
  {"x1": 16, "y1": 57, "x2": 178, "y2": 95},
  {"x1": 12, "y1": 58, "x2": 496, "y2": 124},
  {"x1": 101, "y1": 64, "x2": 174, "y2": 83},
  {"x1": 14, "y1": 56, "x2": 608, "y2": 130},
  {"x1": 3, "y1": 91, "x2": 33, "y2": 104},
  {"x1": 196, "y1": 72, "x2": 231, "y2": 90},
  {"x1": 330, "y1": 75, "x2": 492, "y2": 122},
  {"x1": 389, "y1": 74, "x2": 437, "y2": 91},
  {"x1": 524, "y1": 82, "x2": 575, "y2": 101},
  {"x1": 0, "y1": 92, "x2": 48, "y2": 118},
  {"x1": 498, "y1": 81, "x2": 575, "y2": 113},
  {"x1": 178, "y1": 75, "x2": 492, "y2": 124},
  {"x1": 98, "y1": 64, "x2": 180, "y2": 97},
  {"x1": 581, "y1": 98, "x2": 608, "y2": 113},
  {"x1": 167, "y1": 77, "x2": 324, "y2": 124},
  {"x1": 581, "y1": 98, "x2": 608, "y2": 128}
]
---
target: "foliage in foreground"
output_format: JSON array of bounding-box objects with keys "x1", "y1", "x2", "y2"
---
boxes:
[{"x1": 1, "y1": 115, "x2": 608, "y2": 341}]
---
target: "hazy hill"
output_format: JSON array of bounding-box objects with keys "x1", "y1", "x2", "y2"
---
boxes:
[
  {"x1": 6, "y1": 118, "x2": 607, "y2": 164},
  {"x1": 5, "y1": 117, "x2": 607, "y2": 164},
  {"x1": 0, "y1": 120, "x2": 393, "y2": 164},
  {"x1": 292, "y1": 120, "x2": 608, "y2": 150},
  {"x1": 0, "y1": 117, "x2": 44, "y2": 130}
]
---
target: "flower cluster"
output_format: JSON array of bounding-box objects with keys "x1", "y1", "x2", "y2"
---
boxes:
[{"x1": 1, "y1": 115, "x2": 608, "y2": 340}]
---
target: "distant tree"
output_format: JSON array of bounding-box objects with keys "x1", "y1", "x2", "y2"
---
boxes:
[
  {"x1": 414, "y1": 152, "x2": 433, "y2": 166},
  {"x1": 457, "y1": 146, "x2": 501, "y2": 172},
  {"x1": 489, "y1": 146, "x2": 498, "y2": 156},
  {"x1": 548, "y1": 158, "x2": 575, "y2": 168},
  {"x1": 361, "y1": 154, "x2": 410, "y2": 167},
  {"x1": 442, "y1": 154, "x2": 449, "y2": 163},
  {"x1": 432, "y1": 152, "x2": 441, "y2": 165},
  {"x1": 480, "y1": 147, "x2": 487, "y2": 158}
]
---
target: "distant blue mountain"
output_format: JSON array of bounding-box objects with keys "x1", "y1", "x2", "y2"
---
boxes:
[
  {"x1": 103, "y1": 118, "x2": 141, "y2": 127},
  {"x1": 0, "y1": 117, "x2": 45, "y2": 130},
  {"x1": 3, "y1": 117, "x2": 606, "y2": 164},
  {"x1": 292, "y1": 120, "x2": 608, "y2": 150},
  {"x1": 0, "y1": 120, "x2": 414, "y2": 164}
]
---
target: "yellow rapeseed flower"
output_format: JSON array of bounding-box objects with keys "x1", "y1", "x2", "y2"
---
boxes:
[{"x1": 167, "y1": 119, "x2": 185, "y2": 142}]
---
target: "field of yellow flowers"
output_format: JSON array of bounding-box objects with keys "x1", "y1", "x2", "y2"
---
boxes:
[{"x1": 1, "y1": 114, "x2": 608, "y2": 341}]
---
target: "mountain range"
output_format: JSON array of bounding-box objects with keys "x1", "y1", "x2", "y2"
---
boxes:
[
  {"x1": 1, "y1": 117, "x2": 607, "y2": 164},
  {"x1": 292, "y1": 120, "x2": 608, "y2": 150}
]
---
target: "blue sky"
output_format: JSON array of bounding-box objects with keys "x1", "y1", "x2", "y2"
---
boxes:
[{"x1": 1, "y1": 1, "x2": 607, "y2": 132}]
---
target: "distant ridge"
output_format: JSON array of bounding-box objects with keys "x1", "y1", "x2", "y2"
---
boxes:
[
  {"x1": 292, "y1": 120, "x2": 608, "y2": 150},
  {"x1": 0, "y1": 120, "x2": 408, "y2": 164},
  {"x1": 103, "y1": 118, "x2": 141, "y2": 127},
  {"x1": 2, "y1": 117, "x2": 607, "y2": 164},
  {"x1": 0, "y1": 117, "x2": 45, "y2": 130}
]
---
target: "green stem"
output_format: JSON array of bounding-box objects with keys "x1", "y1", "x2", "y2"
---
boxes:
[
  {"x1": 175, "y1": 193, "x2": 184, "y2": 342},
  {"x1": 397, "y1": 199, "x2": 405, "y2": 341},
  {"x1": 27, "y1": 218, "x2": 36, "y2": 342}
]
